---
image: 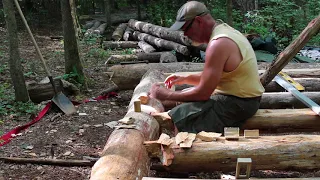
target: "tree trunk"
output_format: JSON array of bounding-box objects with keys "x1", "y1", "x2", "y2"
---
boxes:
[
  {"x1": 128, "y1": 19, "x2": 192, "y2": 46},
  {"x1": 5, "y1": 0, "x2": 30, "y2": 102},
  {"x1": 61, "y1": 0, "x2": 86, "y2": 85},
  {"x1": 105, "y1": 52, "x2": 174, "y2": 65},
  {"x1": 260, "y1": 15, "x2": 320, "y2": 86},
  {"x1": 103, "y1": 41, "x2": 138, "y2": 49},
  {"x1": 106, "y1": 62, "x2": 320, "y2": 90},
  {"x1": 104, "y1": 0, "x2": 111, "y2": 26},
  {"x1": 90, "y1": 70, "x2": 164, "y2": 180},
  {"x1": 243, "y1": 108, "x2": 320, "y2": 132},
  {"x1": 133, "y1": 31, "x2": 190, "y2": 56},
  {"x1": 254, "y1": 0, "x2": 258, "y2": 10},
  {"x1": 112, "y1": 23, "x2": 127, "y2": 41},
  {"x1": 138, "y1": 41, "x2": 156, "y2": 53},
  {"x1": 151, "y1": 135, "x2": 320, "y2": 172},
  {"x1": 226, "y1": 0, "x2": 233, "y2": 26},
  {"x1": 69, "y1": 0, "x2": 82, "y2": 38}
]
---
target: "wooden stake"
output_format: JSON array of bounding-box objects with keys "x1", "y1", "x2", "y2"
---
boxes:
[{"x1": 134, "y1": 100, "x2": 141, "y2": 112}]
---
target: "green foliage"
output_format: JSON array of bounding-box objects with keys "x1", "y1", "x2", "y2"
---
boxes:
[{"x1": 86, "y1": 48, "x2": 110, "y2": 58}]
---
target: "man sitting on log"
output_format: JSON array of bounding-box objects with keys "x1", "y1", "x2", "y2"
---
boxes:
[{"x1": 149, "y1": 1, "x2": 265, "y2": 134}]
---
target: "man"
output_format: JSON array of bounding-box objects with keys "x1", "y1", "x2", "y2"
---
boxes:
[{"x1": 149, "y1": 1, "x2": 265, "y2": 134}]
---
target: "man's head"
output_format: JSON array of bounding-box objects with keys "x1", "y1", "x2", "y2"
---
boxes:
[{"x1": 170, "y1": 1, "x2": 209, "y2": 31}]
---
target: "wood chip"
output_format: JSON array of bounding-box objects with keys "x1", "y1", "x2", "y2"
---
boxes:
[
  {"x1": 118, "y1": 117, "x2": 135, "y2": 125},
  {"x1": 161, "y1": 145, "x2": 174, "y2": 166},
  {"x1": 196, "y1": 131, "x2": 222, "y2": 142},
  {"x1": 157, "y1": 133, "x2": 173, "y2": 146},
  {"x1": 175, "y1": 132, "x2": 189, "y2": 145},
  {"x1": 180, "y1": 133, "x2": 196, "y2": 148},
  {"x1": 139, "y1": 94, "x2": 149, "y2": 104}
]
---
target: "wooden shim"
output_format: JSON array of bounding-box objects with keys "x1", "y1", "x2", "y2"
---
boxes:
[
  {"x1": 128, "y1": 19, "x2": 192, "y2": 46},
  {"x1": 260, "y1": 15, "x2": 320, "y2": 86},
  {"x1": 139, "y1": 41, "x2": 156, "y2": 53},
  {"x1": 123, "y1": 27, "x2": 134, "y2": 41},
  {"x1": 102, "y1": 41, "x2": 138, "y2": 49},
  {"x1": 133, "y1": 31, "x2": 190, "y2": 56},
  {"x1": 0, "y1": 157, "x2": 94, "y2": 166},
  {"x1": 93, "y1": 23, "x2": 107, "y2": 35},
  {"x1": 151, "y1": 135, "x2": 320, "y2": 172},
  {"x1": 112, "y1": 23, "x2": 127, "y2": 41},
  {"x1": 106, "y1": 62, "x2": 320, "y2": 90}
]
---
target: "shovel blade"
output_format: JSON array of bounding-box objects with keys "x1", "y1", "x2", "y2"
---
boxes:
[{"x1": 52, "y1": 92, "x2": 76, "y2": 115}]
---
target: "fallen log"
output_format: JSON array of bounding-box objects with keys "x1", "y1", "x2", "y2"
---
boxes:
[
  {"x1": 265, "y1": 78, "x2": 320, "y2": 92},
  {"x1": 133, "y1": 31, "x2": 190, "y2": 56},
  {"x1": 0, "y1": 157, "x2": 95, "y2": 166},
  {"x1": 85, "y1": 20, "x2": 101, "y2": 36},
  {"x1": 139, "y1": 41, "x2": 156, "y2": 53},
  {"x1": 260, "y1": 15, "x2": 320, "y2": 86},
  {"x1": 112, "y1": 23, "x2": 127, "y2": 41},
  {"x1": 128, "y1": 19, "x2": 192, "y2": 46},
  {"x1": 123, "y1": 27, "x2": 134, "y2": 41},
  {"x1": 83, "y1": 20, "x2": 96, "y2": 30},
  {"x1": 91, "y1": 70, "x2": 165, "y2": 180},
  {"x1": 102, "y1": 41, "x2": 138, "y2": 49},
  {"x1": 105, "y1": 52, "x2": 175, "y2": 65},
  {"x1": 93, "y1": 23, "x2": 107, "y2": 35},
  {"x1": 143, "y1": 178, "x2": 318, "y2": 180},
  {"x1": 150, "y1": 135, "x2": 320, "y2": 172},
  {"x1": 106, "y1": 62, "x2": 320, "y2": 90},
  {"x1": 243, "y1": 108, "x2": 320, "y2": 132}
]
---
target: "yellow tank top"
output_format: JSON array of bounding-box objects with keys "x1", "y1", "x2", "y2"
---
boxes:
[{"x1": 210, "y1": 23, "x2": 265, "y2": 98}]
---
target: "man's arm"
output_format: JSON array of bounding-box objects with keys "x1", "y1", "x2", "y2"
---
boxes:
[{"x1": 162, "y1": 38, "x2": 231, "y2": 102}]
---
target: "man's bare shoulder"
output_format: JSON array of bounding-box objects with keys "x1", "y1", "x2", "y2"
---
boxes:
[{"x1": 207, "y1": 37, "x2": 238, "y2": 51}]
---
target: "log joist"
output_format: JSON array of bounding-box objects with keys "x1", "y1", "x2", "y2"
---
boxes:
[{"x1": 150, "y1": 135, "x2": 320, "y2": 173}]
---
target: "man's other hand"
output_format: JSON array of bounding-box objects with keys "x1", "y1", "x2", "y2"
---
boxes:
[{"x1": 149, "y1": 82, "x2": 172, "y2": 101}]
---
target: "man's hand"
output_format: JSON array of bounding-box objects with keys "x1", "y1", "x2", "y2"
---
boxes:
[
  {"x1": 149, "y1": 82, "x2": 172, "y2": 101},
  {"x1": 164, "y1": 74, "x2": 187, "y2": 88}
]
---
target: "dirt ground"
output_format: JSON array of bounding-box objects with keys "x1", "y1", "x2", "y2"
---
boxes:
[{"x1": 1, "y1": 11, "x2": 320, "y2": 180}]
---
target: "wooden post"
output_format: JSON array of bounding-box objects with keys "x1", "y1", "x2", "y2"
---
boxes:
[{"x1": 260, "y1": 15, "x2": 320, "y2": 86}]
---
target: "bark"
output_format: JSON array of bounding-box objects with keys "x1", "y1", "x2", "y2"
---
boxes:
[
  {"x1": 260, "y1": 15, "x2": 320, "y2": 86},
  {"x1": 93, "y1": 23, "x2": 107, "y2": 35},
  {"x1": 151, "y1": 135, "x2": 320, "y2": 172},
  {"x1": 133, "y1": 31, "x2": 190, "y2": 56},
  {"x1": 112, "y1": 23, "x2": 127, "y2": 41},
  {"x1": 243, "y1": 108, "x2": 320, "y2": 132},
  {"x1": 128, "y1": 19, "x2": 192, "y2": 46},
  {"x1": 69, "y1": 0, "x2": 82, "y2": 38},
  {"x1": 138, "y1": 41, "x2": 156, "y2": 53},
  {"x1": 5, "y1": 0, "x2": 30, "y2": 102},
  {"x1": 90, "y1": 70, "x2": 164, "y2": 180},
  {"x1": 106, "y1": 62, "x2": 320, "y2": 90},
  {"x1": 0, "y1": 157, "x2": 94, "y2": 166},
  {"x1": 85, "y1": 21, "x2": 101, "y2": 36},
  {"x1": 103, "y1": 41, "x2": 138, "y2": 49},
  {"x1": 27, "y1": 79, "x2": 80, "y2": 103},
  {"x1": 104, "y1": 0, "x2": 111, "y2": 26},
  {"x1": 123, "y1": 27, "x2": 134, "y2": 41},
  {"x1": 83, "y1": 20, "x2": 96, "y2": 29},
  {"x1": 61, "y1": 0, "x2": 86, "y2": 85},
  {"x1": 226, "y1": 0, "x2": 233, "y2": 26},
  {"x1": 105, "y1": 52, "x2": 174, "y2": 65}
]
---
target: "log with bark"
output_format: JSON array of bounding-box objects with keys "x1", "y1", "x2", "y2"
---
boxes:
[
  {"x1": 102, "y1": 41, "x2": 138, "y2": 49},
  {"x1": 105, "y1": 52, "x2": 176, "y2": 65},
  {"x1": 105, "y1": 62, "x2": 320, "y2": 90},
  {"x1": 128, "y1": 19, "x2": 192, "y2": 46},
  {"x1": 112, "y1": 23, "x2": 127, "y2": 41},
  {"x1": 0, "y1": 157, "x2": 95, "y2": 166},
  {"x1": 138, "y1": 41, "x2": 156, "y2": 53},
  {"x1": 150, "y1": 135, "x2": 320, "y2": 172},
  {"x1": 27, "y1": 79, "x2": 80, "y2": 103},
  {"x1": 91, "y1": 70, "x2": 165, "y2": 180},
  {"x1": 93, "y1": 23, "x2": 107, "y2": 35},
  {"x1": 260, "y1": 15, "x2": 320, "y2": 86},
  {"x1": 123, "y1": 27, "x2": 134, "y2": 41},
  {"x1": 133, "y1": 31, "x2": 190, "y2": 56},
  {"x1": 85, "y1": 20, "x2": 101, "y2": 36}
]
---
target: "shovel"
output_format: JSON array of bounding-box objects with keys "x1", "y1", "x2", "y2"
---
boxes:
[{"x1": 14, "y1": 0, "x2": 76, "y2": 115}]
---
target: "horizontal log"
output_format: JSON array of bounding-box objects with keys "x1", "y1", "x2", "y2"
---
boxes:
[
  {"x1": 123, "y1": 27, "x2": 134, "y2": 41},
  {"x1": 105, "y1": 52, "x2": 175, "y2": 65},
  {"x1": 151, "y1": 135, "x2": 320, "y2": 172},
  {"x1": 133, "y1": 31, "x2": 190, "y2": 56},
  {"x1": 139, "y1": 41, "x2": 156, "y2": 53},
  {"x1": 128, "y1": 19, "x2": 192, "y2": 46},
  {"x1": 112, "y1": 23, "x2": 127, "y2": 41},
  {"x1": 265, "y1": 78, "x2": 320, "y2": 92},
  {"x1": 93, "y1": 23, "x2": 107, "y2": 35},
  {"x1": 103, "y1": 41, "x2": 138, "y2": 49},
  {"x1": 0, "y1": 157, "x2": 94, "y2": 166},
  {"x1": 143, "y1": 178, "x2": 317, "y2": 180},
  {"x1": 243, "y1": 108, "x2": 320, "y2": 132}
]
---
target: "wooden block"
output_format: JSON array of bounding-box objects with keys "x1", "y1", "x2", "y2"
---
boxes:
[
  {"x1": 196, "y1": 131, "x2": 222, "y2": 142},
  {"x1": 157, "y1": 133, "x2": 173, "y2": 146},
  {"x1": 224, "y1": 127, "x2": 239, "y2": 140},
  {"x1": 244, "y1": 129, "x2": 259, "y2": 138},
  {"x1": 236, "y1": 158, "x2": 252, "y2": 179},
  {"x1": 179, "y1": 133, "x2": 196, "y2": 148},
  {"x1": 118, "y1": 117, "x2": 135, "y2": 124},
  {"x1": 175, "y1": 132, "x2": 188, "y2": 145},
  {"x1": 134, "y1": 100, "x2": 141, "y2": 112}
]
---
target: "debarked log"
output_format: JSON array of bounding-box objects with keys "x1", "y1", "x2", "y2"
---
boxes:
[
  {"x1": 128, "y1": 19, "x2": 192, "y2": 46},
  {"x1": 133, "y1": 31, "x2": 190, "y2": 56},
  {"x1": 90, "y1": 70, "x2": 166, "y2": 180},
  {"x1": 151, "y1": 135, "x2": 320, "y2": 172},
  {"x1": 102, "y1": 41, "x2": 138, "y2": 49}
]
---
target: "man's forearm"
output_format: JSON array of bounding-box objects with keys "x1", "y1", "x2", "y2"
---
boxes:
[
  {"x1": 166, "y1": 86, "x2": 210, "y2": 102},
  {"x1": 184, "y1": 73, "x2": 202, "y2": 86}
]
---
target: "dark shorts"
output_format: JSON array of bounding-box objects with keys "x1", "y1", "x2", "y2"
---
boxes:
[{"x1": 168, "y1": 94, "x2": 260, "y2": 133}]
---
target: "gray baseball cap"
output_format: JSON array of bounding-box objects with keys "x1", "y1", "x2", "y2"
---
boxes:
[{"x1": 169, "y1": 1, "x2": 209, "y2": 31}]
